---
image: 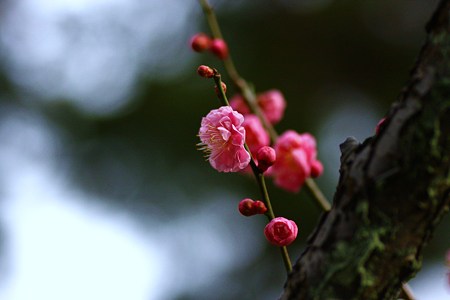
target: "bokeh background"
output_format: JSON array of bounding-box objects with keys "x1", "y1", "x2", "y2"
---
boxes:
[{"x1": 0, "y1": 0, "x2": 448, "y2": 299}]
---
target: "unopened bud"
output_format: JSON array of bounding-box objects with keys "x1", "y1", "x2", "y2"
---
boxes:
[
  {"x1": 238, "y1": 198, "x2": 256, "y2": 216},
  {"x1": 197, "y1": 65, "x2": 214, "y2": 78},
  {"x1": 256, "y1": 146, "x2": 276, "y2": 173},
  {"x1": 214, "y1": 82, "x2": 227, "y2": 96},
  {"x1": 190, "y1": 33, "x2": 212, "y2": 52},
  {"x1": 310, "y1": 160, "x2": 324, "y2": 178},
  {"x1": 253, "y1": 201, "x2": 267, "y2": 214},
  {"x1": 210, "y1": 39, "x2": 229, "y2": 59}
]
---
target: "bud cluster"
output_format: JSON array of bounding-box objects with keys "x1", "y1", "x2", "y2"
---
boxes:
[
  {"x1": 190, "y1": 32, "x2": 228, "y2": 60},
  {"x1": 238, "y1": 198, "x2": 267, "y2": 216}
]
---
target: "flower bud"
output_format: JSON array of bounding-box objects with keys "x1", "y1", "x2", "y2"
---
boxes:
[
  {"x1": 214, "y1": 82, "x2": 227, "y2": 96},
  {"x1": 256, "y1": 146, "x2": 276, "y2": 173},
  {"x1": 190, "y1": 33, "x2": 212, "y2": 52},
  {"x1": 310, "y1": 160, "x2": 324, "y2": 178},
  {"x1": 210, "y1": 38, "x2": 229, "y2": 59},
  {"x1": 238, "y1": 198, "x2": 256, "y2": 216},
  {"x1": 197, "y1": 65, "x2": 214, "y2": 78},
  {"x1": 264, "y1": 217, "x2": 298, "y2": 247},
  {"x1": 253, "y1": 201, "x2": 267, "y2": 214}
]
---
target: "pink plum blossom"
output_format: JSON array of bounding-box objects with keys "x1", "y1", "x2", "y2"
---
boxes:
[
  {"x1": 198, "y1": 106, "x2": 250, "y2": 172},
  {"x1": 257, "y1": 89, "x2": 286, "y2": 124},
  {"x1": 242, "y1": 114, "x2": 270, "y2": 154},
  {"x1": 264, "y1": 217, "x2": 298, "y2": 247},
  {"x1": 269, "y1": 130, "x2": 323, "y2": 192},
  {"x1": 229, "y1": 89, "x2": 287, "y2": 124},
  {"x1": 229, "y1": 94, "x2": 251, "y2": 115}
]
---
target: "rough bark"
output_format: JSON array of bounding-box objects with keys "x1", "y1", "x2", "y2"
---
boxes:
[{"x1": 281, "y1": 1, "x2": 450, "y2": 299}]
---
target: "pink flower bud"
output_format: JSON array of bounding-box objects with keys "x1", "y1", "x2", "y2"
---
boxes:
[
  {"x1": 264, "y1": 217, "x2": 298, "y2": 247},
  {"x1": 197, "y1": 65, "x2": 214, "y2": 78},
  {"x1": 253, "y1": 201, "x2": 267, "y2": 214},
  {"x1": 310, "y1": 160, "x2": 324, "y2": 178},
  {"x1": 210, "y1": 39, "x2": 229, "y2": 59},
  {"x1": 238, "y1": 198, "x2": 256, "y2": 216},
  {"x1": 190, "y1": 33, "x2": 212, "y2": 52},
  {"x1": 214, "y1": 82, "x2": 227, "y2": 96},
  {"x1": 256, "y1": 146, "x2": 276, "y2": 173}
]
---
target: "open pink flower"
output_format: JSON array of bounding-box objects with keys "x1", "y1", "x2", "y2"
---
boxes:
[
  {"x1": 198, "y1": 106, "x2": 250, "y2": 172},
  {"x1": 242, "y1": 114, "x2": 270, "y2": 154},
  {"x1": 257, "y1": 89, "x2": 286, "y2": 124},
  {"x1": 229, "y1": 94, "x2": 251, "y2": 115},
  {"x1": 229, "y1": 89, "x2": 287, "y2": 124},
  {"x1": 264, "y1": 217, "x2": 298, "y2": 247},
  {"x1": 269, "y1": 130, "x2": 323, "y2": 192}
]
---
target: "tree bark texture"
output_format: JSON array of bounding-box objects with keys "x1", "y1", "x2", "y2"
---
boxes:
[{"x1": 281, "y1": 1, "x2": 450, "y2": 299}]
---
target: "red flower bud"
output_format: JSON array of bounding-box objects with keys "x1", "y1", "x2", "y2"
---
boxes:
[
  {"x1": 256, "y1": 146, "x2": 276, "y2": 173},
  {"x1": 238, "y1": 198, "x2": 256, "y2": 216},
  {"x1": 190, "y1": 33, "x2": 212, "y2": 52},
  {"x1": 210, "y1": 39, "x2": 229, "y2": 59},
  {"x1": 253, "y1": 201, "x2": 267, "y2": 214},
  {"x1": 238, "y1": 198, "x2": 267, "y2": 216},
  {"x1": 197, "y1": 65, "x2": 214, "y2": 78},
  {"x1": 214, "y1": 82, "x2": 227, "y2": 96}
]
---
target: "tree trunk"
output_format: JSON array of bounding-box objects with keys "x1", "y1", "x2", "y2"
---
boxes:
[{"x1": 281, "y1": 1, "x2": 450, "y2": 299}]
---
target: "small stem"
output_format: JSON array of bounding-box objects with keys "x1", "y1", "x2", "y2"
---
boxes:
[
  {"x1": 199, "y1": 0, "x2": 276, "y2": 141},
  {"x1": 212, "y1": 70, "x2": 229, "y2": 106},
  {"x1": 256, "y1": 172, "x2": 292, "y2": 274},
  {"x1": 280, "y1": 246, "x2": 293, "y2": 273},
  {"x1": 257, "y1": 173, "x2": 275, "y2": 220},
  {"x1": 400, "y1": 282, "x2": 415, "y2": 300},
  {"x1": 199, "y1": 0, "x2": 240, "y2": 81},
  {"x1": 305, "y1": 178, "x2": 331, "y2": 212},
  {"x1": 199, "y1": 0, "x2": 222, "y2": 39}
]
